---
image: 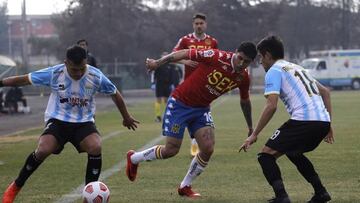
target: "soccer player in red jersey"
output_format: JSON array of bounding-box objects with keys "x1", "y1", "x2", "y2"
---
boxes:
[
  {"x1": 173, "y1": 13, "x2": 218, "y2": 157},
  {"x1": 126, "y1": 42, "x2": 256, "y2": 198}
]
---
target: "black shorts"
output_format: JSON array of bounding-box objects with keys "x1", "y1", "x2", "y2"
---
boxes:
[
  {"x1": 42, "y1": 118, "x2": 99, "y2": 154},
  {"x1": 155, "y1": 82, "x2": 171, "y2": 98},
  {"x1": 265, "y1": 119, "x2": 330, "y2": 155}
]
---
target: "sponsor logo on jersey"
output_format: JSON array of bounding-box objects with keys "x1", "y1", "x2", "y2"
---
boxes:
[
  {"x1": 207, "y1": 70, "x2": 238, "y2": 94},
  {"x1": 203, "y1": 50, "x2": 215, "y2": 57}
]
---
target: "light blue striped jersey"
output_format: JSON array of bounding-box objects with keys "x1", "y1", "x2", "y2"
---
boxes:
[
  {"x1": 264, "y1": 60, "x2": 330, "y2": 121},
  {"x1": 29, "y1": 64, "x2": 117, "y2": 123}
]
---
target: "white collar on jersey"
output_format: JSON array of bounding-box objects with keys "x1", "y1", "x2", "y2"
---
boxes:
[{"x1": 192, "y1": 32, "x2": 207, "y2": 41}]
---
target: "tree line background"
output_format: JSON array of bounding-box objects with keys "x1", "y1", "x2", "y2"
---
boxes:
[{"x1": 0, "y1": 0, "x2": 360, "y2": 85}]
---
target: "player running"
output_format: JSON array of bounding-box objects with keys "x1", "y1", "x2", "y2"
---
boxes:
[
  {"x1": 173, "y1": 13, "x2": 219, "y2": 156},
  {"x1": 1, "y1": 45, "x2": 139, "y2": 203},
  {"x1": 126, "y1": 42, "x2": 256, "y2": 198},
  {"x1": 240, "y1": 36, "x2": 334, "y2": 203}
]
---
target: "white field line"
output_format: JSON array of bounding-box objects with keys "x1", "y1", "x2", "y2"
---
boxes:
[{"x1": 54, "y1": 95, "x2": 230, "y2": 203}]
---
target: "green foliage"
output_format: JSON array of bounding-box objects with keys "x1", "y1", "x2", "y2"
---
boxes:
[{"x1": 0, "y1": 91, "x2": 359, "y2": 202}]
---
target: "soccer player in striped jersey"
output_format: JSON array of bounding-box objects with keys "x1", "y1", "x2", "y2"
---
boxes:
[
  {"x1": 173, "y1": 13, "x2": 219, "y2": 157},
  {"x1": 1, "y1": 45, "x2": 139, "y2": 203},
  {"x1": 126, "y1": 42, "x2": 256, "y2": 198},
  {"x1": 240, "y1": 36, "x2": 334, "y2": 203}
]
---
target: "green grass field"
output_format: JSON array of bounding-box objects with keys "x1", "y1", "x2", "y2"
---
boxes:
[{"x1": 0, "y1": 91, "x2": 359, "y2": 203}]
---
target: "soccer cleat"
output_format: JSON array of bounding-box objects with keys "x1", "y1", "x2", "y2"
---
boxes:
[
  {"x1": 126, "y1": 150, "x2": 138, "y2": 182},
  {"x1": 267, "y1": 196, "x2": 291, "y2": 203},
  {"x1": 307, "y1": 191, "x2": 331, "y2": 203},
  {"x1": 178, "y1": 185, "x2": 201, "y2": 198},
  {"x1": 154, "y1": 116, "x2": 162, "y2": 122},
  {"x1": 190, "y1": 143, "x2": 199, "y2": 157},
  {"x1": 2, "y1": 181, "x2": 21, "y2": 203}
]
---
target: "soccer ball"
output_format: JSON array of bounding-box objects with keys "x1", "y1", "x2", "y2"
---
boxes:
[{"x1": 82, "y1": 181, "x2": 110, "y2": 203}]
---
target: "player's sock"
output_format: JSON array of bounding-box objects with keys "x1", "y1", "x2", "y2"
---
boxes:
[
  {"x1": 287, "y1": 154, "x2": 326, "y2": 194},
  {"x1": 15, "y1": 151, "x2": 43, "y2": 187},
  {"x1": 180, "y1": 153, "x2": 207, "y2": 188},
  {"x1": 155, "y1": 101, "x2": 161, "y2": 118},
  {"x1": 257, "y1": 153, "x2": 288, "y2": 198},
  {"x1": 85, "y1": 154, "x2": 102, "y2": 184},
  {"x1": 130, "y1": 145, "x2": 163, "y2": 164}
]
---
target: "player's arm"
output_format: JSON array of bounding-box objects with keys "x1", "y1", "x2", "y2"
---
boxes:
[
  {"x1": 316, "y1": 81, "x2": 334, "y2": 143},
  {"x1": 240, "y1": 97, "x2": 253, "y2": 136},
  {"x1": 0, "y1": 75, "x2": 31, "y2": 87},
  {"x1": 146, "y1": 49, "x2": 190, "y2": 71},
  {"x1": 111, "y1": 90, "x2": 139, "y2": 131}
]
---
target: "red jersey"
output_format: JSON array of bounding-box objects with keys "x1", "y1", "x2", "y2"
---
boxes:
[
  {"x1": 173, "y1": 33, "x2": 218, "y2": 79},
  {"x1": 172, "y1": 49, "x2": 250, "y2": 107}
]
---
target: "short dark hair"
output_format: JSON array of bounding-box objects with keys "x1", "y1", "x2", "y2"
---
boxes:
[
  {"x1": 237, "y1": 42, "x2": 257, "y2": 60},
  {"x1": 76, "y1": 39, "x2": 88, "y2": 45},
  {"x1": 192, "y1": 13, "x2": 206, "y2": 21},
  {"x1": 256, "y1": 35, "x2": 284, "y2": 60},
  {"x1": 66, "y1": 45, "x2": 87, "y2": 65}
]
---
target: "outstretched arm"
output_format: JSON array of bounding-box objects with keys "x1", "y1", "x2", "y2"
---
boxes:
[
  {"x1": 0, "y1": 75, "x2": 31, "y2": 87},
  {"x1": 111, "y1": 90, "x2": 139, "y2": 131},
  {"x1": 146, "y1": 49, "x2": 189, "y2": 72},
  {"x1": 239, "y1": 94, "x2": 278, "y2": 152}
]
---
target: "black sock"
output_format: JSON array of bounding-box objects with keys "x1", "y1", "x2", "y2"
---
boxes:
[
  {"x1": 287, "y1": 154, "x2": 326, "y2": 194},
  {"x1": 258, "y1": 153, "x2": 288, "y2": 198},
  {"x1": 86, "y1": 154, "x2": 102, "y2": 184},
  {"x1": 15, "y1": 152, "x2": 43, "y2": 187}
]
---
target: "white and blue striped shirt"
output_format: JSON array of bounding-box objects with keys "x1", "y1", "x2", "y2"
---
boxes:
[
  {"x1": 29, "y1": 64, "x2": 117, "y2": 123},
  {"x1": 264, "y1": 60, "x2": 330, "y2": 122}
]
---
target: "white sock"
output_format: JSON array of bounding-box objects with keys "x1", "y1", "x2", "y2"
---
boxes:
[
  {"x1": 180, "y1": 154, "x2": 207, "y2": 188},
  {"x1": 130, "y1": 145, "x2": 162, "y2": 164}
]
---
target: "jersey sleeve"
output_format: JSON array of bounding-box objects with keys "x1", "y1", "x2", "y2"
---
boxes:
[
  {"x1": 173, "y1": 37, "x2": 186, "y2": 52},
  {"x1": 264, "y1": 68, "x2": 282, "y2": 96},
  {"x1": 99, "y1": 73, "x2": 117, "y2": 95},
  {"x1": 29, "y1": 67, "x2": 53, "y2": 87},
  {"x1": 213, "y1": 38, "x2": 218, "y2": 49},
  {"x1": 188, "y1": 49, "x2": 219, "y2": 65}
]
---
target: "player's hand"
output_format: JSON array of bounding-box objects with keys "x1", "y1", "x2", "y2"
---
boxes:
[
  {"x1": 183, "y1": 60, "x2": 198, "y2": 67},
  {"x1": 146, "y1": 58, "x2": 158, "y2": 72},
  {"x1": 324, "y1": 127, "x2": 334, "y2": 144},
  {"x1": 239, "y1": 134, "x2": 257, "y2": 152},
  {"x1": 123, "y1": 116, "x2": 140, "y2": 131}
]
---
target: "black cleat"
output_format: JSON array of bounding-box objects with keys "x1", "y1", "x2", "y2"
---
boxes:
[
  {"x1": 268, "y1": 196, "x2": 291, "y2": 203},
  {"x1": 307, "y1": 191, "x2": 331, "y2": 203}
]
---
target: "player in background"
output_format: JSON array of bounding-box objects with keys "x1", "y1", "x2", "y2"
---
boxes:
[
  {"x1": 173, "y1": 13, "x2": 218, "y2": 157},
  {"x1": 240, "y1": 36, "x2": 334, "y2": 203},
  {"x1": 77, "y1": 39, "x2": 98, "y2": 68},
  {"x1": 126, "y1": 42, "x2": 256, "y2": 198},
  {"x1": 1, "y1": 45, "x2": 139, "y2": 203},
  {"x1": 150, "y1": 52, "x2": 180, "y2": 122}
]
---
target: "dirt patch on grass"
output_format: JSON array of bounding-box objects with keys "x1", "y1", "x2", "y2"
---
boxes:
[{"x1": 0, "y1": 135, "x2": 38, "y2": 143}]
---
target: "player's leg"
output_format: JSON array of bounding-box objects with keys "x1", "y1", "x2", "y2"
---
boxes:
[
  {"x1": 126, "y1": 97, "x2": 186, "y2": 181},
  {"x1": 178, "y1": 108, "x2": 215, "y2": 198},
  {"x1": 257, "y1": 121, "x2": 296, "y2": 203},
  {"x1": 72, "y1": 122, "x2": 102, "y2": 185},
  {"x1": 2, "y1": 131, "x2": 60, "y2": 203},
  {"x1": 286, "y1": 121, "x2": 331, "y2": 203},
  {"x1": 178, "y1": 126, "x2": 214, "y2": 198}
]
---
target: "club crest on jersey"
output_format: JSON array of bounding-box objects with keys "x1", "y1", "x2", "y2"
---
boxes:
[
  {"x1": 205, "y1": 38, "x2": 212, "y2": 45},
  {"x1": 202, "y1": 50, "x2": 215, "y2": 57},
  {"x1": 85, "y1": 86, "x2": 93, "y2": 95},
  {"x1": 171, "y1": 124, "x2": 180, "y2": 134}
]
